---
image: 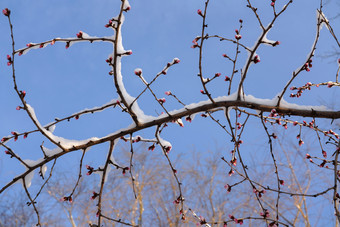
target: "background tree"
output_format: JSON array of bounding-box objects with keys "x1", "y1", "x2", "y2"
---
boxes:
[
  {"x1": 1, "y1": 0, "x2": 340, "y2": 226},
  {"x1": 0, "y1": 144, "x2": 321, "y2": 226}
]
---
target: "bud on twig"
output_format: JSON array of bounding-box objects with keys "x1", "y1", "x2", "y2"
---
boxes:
[{"x1": 2, "y1": 8, "x2": 10, "y2": 17}]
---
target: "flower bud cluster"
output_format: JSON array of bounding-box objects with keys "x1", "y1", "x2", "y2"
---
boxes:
[
  {"x1": 148, "y1": 144, "x2": 155, "y2": 151},
  {"x1": 164, "y1": 146, "x2": 172, "y2": 153},
  {"x1": 2, "y1": 8, "x2": 10, "y2": 16},
  {"x1": 198, "y1": 216, "x2": 207, "y2": 225},
  {"x1": 122, "y1": 167, "x2": 129, "y2": 175},
  {"x1": 224, "y1": 184, "x2": 231, "y2": 193},
  {"x1": 228, "y1": 168, "x2": 235, "y2": 176},
  {"x1": 105, "y1": 18, "x2": 117, "y2": 28},
  {"x1": 271, "y1": 0, "x2": 276, "y2": 7},
  {"x1": 191, "y1": 37, "x2": 200, "y2": 48},
  {"x1": 61, "y1": 196, "x2": 73, "y2": 203},
  {"x1": 230, "y1": 157, "x2": 237, "y2": 166},
  {"x1": 158, "y1": 98, "x2": 166, "y2": 104},
  {"x1": 324, "y1": 129, "x2": 340, "y2": 139},
  {"x1": 304, "y1": 59, "x2": 313, "y2": 72},
  {"x1": 86, "y1": 165, "x2": 94, "y2": 175},
  {"x1": 4, "y1": 150, "x2": 13, "y2": 158},
  {"x1": 173, "y1": 195, "x2": 184, "y2": 204},
  {"x1": 19, "y1": 90, "x2": 26, "y2": 99},
  {"x1": 235, "y1": 29, "x2": 242, "y2": 40},
  {"x1": 229, "y1": 215, "x2": 243, "y2": 225},
  {"x1": 11, "y1": 131, "x2": 18, "y2": 142},
  {"x1": 76, "y1": 31, "x2": 83, "y2": 39},
  {"x1": 253, "y1": 55, "x2": 260, "y2": 64},
  {"x1": 91, "y1": 191, "x2": 99, "y2": 200},
  {"x1": 6, "y1": 55, "x2": 12, "y2": 66},
  {"x1": 273, "y1": 41, "x2": 280, "y2": 46},
  {"x1": 260, "y1": 209, "x2": 270, "y2": 218},
  {"x1": 290, "y1": 82, "x2": 312, "y2": 98},
  {"x1": 253, "y1": 187, "x2": 266, "y2": 198}
]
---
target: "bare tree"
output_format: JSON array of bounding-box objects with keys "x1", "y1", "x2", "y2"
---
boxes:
[
  {"x1": 1, "y1": 0, "x2": 340, "y2": 226},
  {"x1": 0, "y1": 144, "x2": 322, "y2": 226}
]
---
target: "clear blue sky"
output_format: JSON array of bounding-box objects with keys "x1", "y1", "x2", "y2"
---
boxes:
[{"x1": 0, "y1": 0, "x2": 339, "y2": 225}]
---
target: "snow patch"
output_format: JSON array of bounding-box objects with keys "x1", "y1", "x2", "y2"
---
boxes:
[
  {"x1": 41, "y1": 164, "x2": 47, "y2": 178},
  {"x1": 43, "y1": 146, "x2": 63, "y2": 157},
  {"x1": 24, "y1": 158, "x2": 45, "y2": 167},
  {"x1": 24, "y1": 170, "x2": 34, "y2": 188},
  {"x1": 317, "y1": 10, "x2": 329, "y2": 30},
  {"x1": 123, "y1": 0, "x2": 131, "y2": 10},
  {"x1": 46, "y1": 124, "x2": 56, "y2": 133},
  {"x1": 262, "y1": 34, "x2": 276, "y2": 46},
  {"x1": 26, "y1": 104, "x2": 100, "y2": 149}
]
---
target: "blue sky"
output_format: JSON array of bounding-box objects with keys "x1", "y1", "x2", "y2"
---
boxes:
[{"x1": 1, "y1": 0, "x2": 340, "y2": 225}]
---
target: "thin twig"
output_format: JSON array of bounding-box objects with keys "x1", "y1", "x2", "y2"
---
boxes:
[{"x1": 129, "y1": 134, "x2": 137, "y2": 199}]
